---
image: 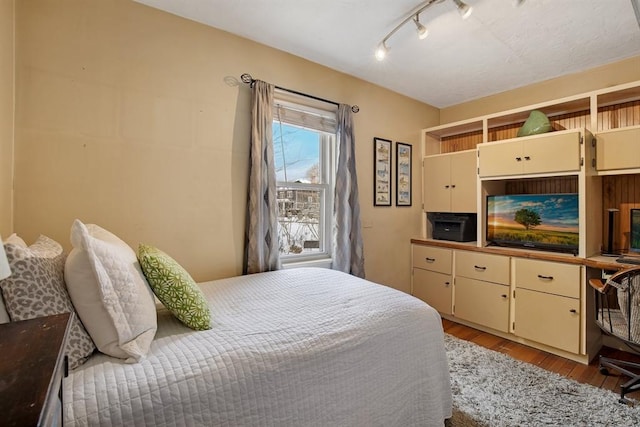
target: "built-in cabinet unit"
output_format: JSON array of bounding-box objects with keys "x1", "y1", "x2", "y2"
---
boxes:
[{"x1": 413, "y1": 80, "x2": 640, "y2": 364}]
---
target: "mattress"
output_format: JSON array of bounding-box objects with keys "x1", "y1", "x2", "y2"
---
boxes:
[{"x1": 64, "y1": 267, "x2": 452, "y2": 426}]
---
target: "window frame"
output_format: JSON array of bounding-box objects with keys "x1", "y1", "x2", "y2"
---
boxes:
[{"x1": 273, "y1": 104, "x2": 336, "y2": 265}]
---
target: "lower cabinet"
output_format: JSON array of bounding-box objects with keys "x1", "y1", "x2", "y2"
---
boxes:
[
  {"x1": 455, "y1": 276, "x2": 510, "y2": 333},
  {"x1": 513, "y1": 258, "x2": 582, "y2": 354},
  {"x1": 411, "y1": 245, "x2": 453, "y2": 315},
  {"x1": 454, "y1": 250, "x2": 510, "y2": 333},
  {"x1": 410, "y1": 243, "x2": 585, "y2": 359},
  {"x1": 513, "y1": 288, "x2": 580, "y2": 354},
  {"x1": 413, "y1": 268, "x2": 453, "y2": 315}
]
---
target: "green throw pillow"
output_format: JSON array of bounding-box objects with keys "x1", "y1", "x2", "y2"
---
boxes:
[{"x1": 138, "y1": 244, "x2": 212, "y2": 331}]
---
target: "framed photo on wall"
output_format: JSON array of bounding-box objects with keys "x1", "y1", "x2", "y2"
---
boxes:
[
  {"x1": 396, "y1": 142, "x2": 412, "y2": 206},
  {"x1": 373, "y1": 137, "x2": 392, "y2": 206}
]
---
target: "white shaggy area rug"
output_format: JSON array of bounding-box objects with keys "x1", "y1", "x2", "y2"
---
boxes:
[{"x1": 444, "y1": 334, "x2": 640, "y2": 426}]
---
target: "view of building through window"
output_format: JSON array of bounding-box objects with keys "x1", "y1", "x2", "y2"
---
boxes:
[{"x1": 273, "y1": 121, "x2": 331, "y2": 256}]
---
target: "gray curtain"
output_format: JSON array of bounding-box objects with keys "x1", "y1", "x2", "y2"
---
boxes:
[
  {"x1": 333, "y1": 104, "x2": 365, "y2": 278},
  {"x1": 244, "y1": 80, "x2": 280, "y2": 274}
]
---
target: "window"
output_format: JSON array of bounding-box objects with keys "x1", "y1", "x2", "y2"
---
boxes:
[{"x1": 273, "y1": 97, "x2": 336, "y2": 261}]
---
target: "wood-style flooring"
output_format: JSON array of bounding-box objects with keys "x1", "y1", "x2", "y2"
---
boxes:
[{"x1": 442, "y1": 319, "x2": 640, "y2": 396}]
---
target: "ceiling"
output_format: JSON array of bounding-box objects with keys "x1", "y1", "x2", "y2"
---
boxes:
[{"x1": 134, "y1": 0, "x2": 640, "y2": 108}]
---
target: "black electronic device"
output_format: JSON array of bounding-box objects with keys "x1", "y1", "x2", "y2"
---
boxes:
[{"x1": 431, "y1": 213, "x2": 477, "y2": 242}]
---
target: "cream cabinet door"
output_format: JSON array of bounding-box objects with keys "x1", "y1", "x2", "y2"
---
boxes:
[
  {"x1": 454, "y1": 276, "x2": 510, "y2": 333},
  {"x1": 522, "y1": 131, "x2": 581, "y2": 175},
  {"x1": 596, "y1": 126, "x2": 640, "y2": 172},
  {"x1": 514, "y1": 288, "x2": 580, "y2": 354},
  {"x1": 412, "y1": 268, "x2": 453, "y2": 315},
  {"x1": 423, "y1": 154, "x2": 452, "y2": 212},
  {"x1": 478, "y1": 141, "x2": 523, "y2": 177},
  {"x1": 450, "y1": 150, "x2": 477, "y2": 213}
]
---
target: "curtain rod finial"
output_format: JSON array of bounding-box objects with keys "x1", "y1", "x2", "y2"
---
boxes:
[{"x1": 240, "y1": 73, "x2": 253, "y2": 84}]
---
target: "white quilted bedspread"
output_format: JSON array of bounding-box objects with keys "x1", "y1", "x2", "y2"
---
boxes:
[{"x1": 64, "y1": 268, "x2": 452, "y2": 426}]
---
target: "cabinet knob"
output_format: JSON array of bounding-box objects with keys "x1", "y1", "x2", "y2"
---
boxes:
[
  {"x1": 569, "y1": 309, "x2": 578, "y2": 314},
  {"x1": 537, "y1": 274, "x2": 554, "y2": 280},
  {"x1": 515, "y1": 157, "x2": 522, "y2": 162},
  {"x1": 444, "y1": 185, "x2": 450, "y2": 188},
  {"x1": 425, "y1": 257, "x2": 435, "y2": 262},
  {"x1": 501, "y1": 294, "x2": 508, "y2": 299},
  {"x1": 474, "y1": 265, "x2": 487, "y2": 271},
  {"x1": 524, "y1": 156, "x2": 531, "y2": 160},
  {"x1": 451, "y1": 184, "x2": 456, "y2": 188},
  {"x1": 445, "y1": 282, "x2": 450, "y2": 287}
]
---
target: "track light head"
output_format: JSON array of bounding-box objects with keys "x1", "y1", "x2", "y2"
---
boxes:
[
  {"x1": 413, "y1": 15, "x2": 429, "y2": 39},
  {"x1": 375, "y1": 42, "x2": 388, "y2": 61},
  {"x1": 452, "y1": 0, "x2": 473, "y2": 19}
]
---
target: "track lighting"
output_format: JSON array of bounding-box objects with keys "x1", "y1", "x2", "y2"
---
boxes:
[
  {"x1": 375, "y1": 42, "x2": 388, "y2": 61},
  {"x1": 375, "y1": 0, "x2": 473, "y2": 61},
  {"x1": 413, "y1": 15, "x2": 429, "y2": 39},
  {"x1": 452, "y1": 0, "x2": 473, "y2": 19}
]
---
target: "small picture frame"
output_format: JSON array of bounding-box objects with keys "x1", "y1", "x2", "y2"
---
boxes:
[
  {"x1": 396, "y1": 142, "x2": 412, "y2": 207},
  {"x1": 373, "y1": 137, "x2": 392, "y2": 206}
]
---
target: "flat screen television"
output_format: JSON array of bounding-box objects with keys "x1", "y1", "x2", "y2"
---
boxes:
[
  {"x1": 486, "y1": 193, "x2": 579, "y2": 254},
  {"x1": 630, "y1": 208, "x2": 640, "y2": 254}
]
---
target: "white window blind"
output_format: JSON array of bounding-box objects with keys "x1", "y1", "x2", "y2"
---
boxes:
[{"x1": 274, "y1": 90, "x2": 337, "y2": 133}]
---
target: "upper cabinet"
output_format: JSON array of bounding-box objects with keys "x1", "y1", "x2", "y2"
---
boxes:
[
  {"x1": 423, "y1": 150, "x2": 477, "y2": 213},
  {"x1": 593, "y1": 83, "x2": 640, "y2": 175},
  {"x1": 478, "y1": 129, "x2": 585, "y2": 178},
  {"x1": 595, "y1": 125, "x2": 640, "y2": 174}
]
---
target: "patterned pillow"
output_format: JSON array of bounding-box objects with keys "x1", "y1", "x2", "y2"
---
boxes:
[
  {"x1": 138, "y1": 244, "x2": 212, "y2": 331},
  {"x1": 0, "y1": 235, "x2": 96, "y2": 369}
]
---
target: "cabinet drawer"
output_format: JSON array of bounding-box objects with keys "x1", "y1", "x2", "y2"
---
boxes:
[
  {"x1": 455, "y1": 277, "x2": 510, "y2": 333},
  {"x1": 412, "y1": 269, "x2": 453, "y2": 315},
  {"x1": 514, "y1": 258, "x2": 580, "y2": 298},
  {"x1": 412, "y1": 245, "x2": 452, "y2": 274},
  {"x1": 596, "y1": 126, "x2": 640, "y2": 171},
  {"x1": 514, "y1": 288, "x2": 580, "y2": 354},
  {"x1": 455, "y1": 250, "x2": 509, "y2": 285}
]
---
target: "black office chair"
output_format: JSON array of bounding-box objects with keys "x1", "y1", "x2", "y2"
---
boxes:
[{"x1": 589, "y1": 266, "x2": 640, "y2": 404}]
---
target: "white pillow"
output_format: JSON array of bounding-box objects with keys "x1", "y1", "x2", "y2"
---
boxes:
[{"x1": 65, "y1": 220, "x2": 157, "y2": 362}]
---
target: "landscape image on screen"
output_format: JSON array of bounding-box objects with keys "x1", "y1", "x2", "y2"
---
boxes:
[{"x1": 487, "y1": 194, "x2": 579, "y2": 251}]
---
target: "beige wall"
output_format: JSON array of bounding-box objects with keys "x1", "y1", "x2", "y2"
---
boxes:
[
  {"x1": 13, "y1": 0, "x2": 439, "y2": 292},
  {"x1": 441, "y1": 56, "x2": 640, "y2": 123},
  {"x1": 0, "y1": 0, "x2": 14, "y2": 236}
]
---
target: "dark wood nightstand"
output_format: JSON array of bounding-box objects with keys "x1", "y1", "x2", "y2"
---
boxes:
[{"x1": 0, "y1": 312, "x2": 72, "y2": 427}]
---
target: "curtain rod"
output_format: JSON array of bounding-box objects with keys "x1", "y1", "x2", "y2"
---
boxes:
[{"x1": 240, "y1": 73, "x2": 359, "y2": 113}]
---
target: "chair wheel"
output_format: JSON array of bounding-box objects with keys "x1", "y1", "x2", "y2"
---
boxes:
[{"x1": 599, "y1": 367, "x2": 610, "y2": 376}]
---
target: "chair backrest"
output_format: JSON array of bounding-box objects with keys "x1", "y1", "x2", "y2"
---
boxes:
[{"x1": 608, "y1": 267, "x2": 640, "y2": 343}]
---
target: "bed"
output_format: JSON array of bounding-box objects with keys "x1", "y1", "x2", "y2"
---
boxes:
[{"x1": 63, "y1": 267, "x2": 452, "y2": 426}]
